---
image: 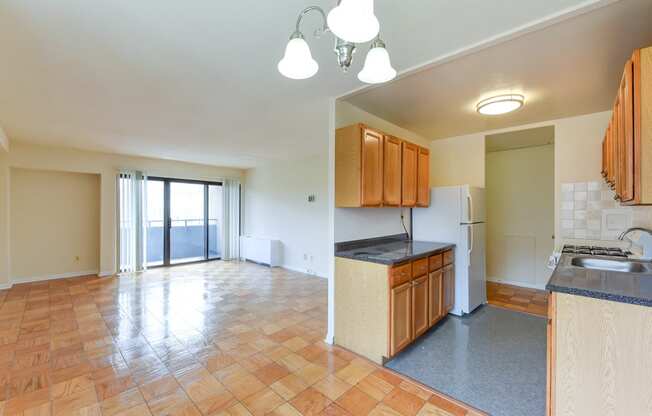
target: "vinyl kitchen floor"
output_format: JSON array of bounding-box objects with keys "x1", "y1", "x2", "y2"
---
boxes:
[
  {"x1": 0, "y1": 261, "x2": 484, "y2": 416},
  {"x1": 386, "y1": 305, "x2": 547, "y2": 416}
]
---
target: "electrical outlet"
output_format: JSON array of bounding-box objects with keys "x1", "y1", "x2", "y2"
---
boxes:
[
  {"x1": 308, "y1": 194, "x2": 316, "y2": 202},
  {"x1": 75, "y1": 256, "x2": 80, "y2": 262}
]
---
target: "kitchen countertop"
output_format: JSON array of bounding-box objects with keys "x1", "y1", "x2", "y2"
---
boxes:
[
  {"x1": 546, "y1": 254, "x2": 652, "y2": 307},
  {"x1": 334, "y1": 234, "x2": 455, "y2": 265}
]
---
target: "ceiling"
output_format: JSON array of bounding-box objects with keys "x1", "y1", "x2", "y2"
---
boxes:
[
  {"x1": 344, "y1": 0, "x2": 652, "y2": 141},
  {"x1": 0, "y1": 0, "x2": 618, "y2": 168},
  {"x1": 486, "y1": 126, "x2": 554, "y2": 153}
]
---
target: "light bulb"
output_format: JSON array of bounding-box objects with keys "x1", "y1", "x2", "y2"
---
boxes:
[{"x1": 327, "y1": 0, "x2": 379, "y2": 43}]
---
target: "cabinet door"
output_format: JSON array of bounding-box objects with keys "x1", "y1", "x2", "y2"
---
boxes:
[
  {"x1": 390, "y1": 282, "x2": 413, "y2": 356},
  {"x1": 416, "y1": 147, "x2": 430, "y2": 207},
  {"x1": 383, "y1": 136, "x2": 402, "y2": 206},
  {"x1": 401, "y1": 142, "x2": 418, "y2": 207},
  {"x1": 428, "y1": 270, "x2": 443, "y2": 327},
  {"x1": 361, "y1": 128, "x2": 384, "y2": 206},
  {"x1": 442, "y1": 264, "x2": 455, "y2": 313},
  {"x1": 620, "y1": 59, "x2": 635, "y2": 203},
  {"x1": 412, "y1": 275, "x2": 429, "y2": 338}
]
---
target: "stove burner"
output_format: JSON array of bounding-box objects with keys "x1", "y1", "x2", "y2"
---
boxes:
[{"x1": 562, "y1": 245, "x2": 630, "y2": 257}]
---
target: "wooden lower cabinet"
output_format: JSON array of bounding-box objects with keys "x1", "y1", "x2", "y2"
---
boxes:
[
  {"x1": 412, "y1": 275, "x2": 429, "y2": 337},
  {"x1": 390, "y1": 282, "x2": 413, "y2": 356},
  {"x1": 442, "y1": 264, "x2": 455, "y2": 313},
  {"x1": 428, "y1": 269, "x2": 443, "y2": 326}
]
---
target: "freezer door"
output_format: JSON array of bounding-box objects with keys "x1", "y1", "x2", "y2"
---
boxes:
[{"x1": 460, "y1": 185, "x2": 486, "y2": 223}]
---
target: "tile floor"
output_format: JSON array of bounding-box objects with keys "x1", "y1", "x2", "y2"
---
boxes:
[
  {"x1": 486, "y1": 281, "x2": 548, "y2": 317},
  {"x1": 0, "y1": 261, "x2": 483, "y2": 416}
]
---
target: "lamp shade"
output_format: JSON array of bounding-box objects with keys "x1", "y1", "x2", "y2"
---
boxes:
[
  {"x1": 278, "y1": 36, "x2": 318, "y2": 80},
  {"x1": 358, "y1": 44, "x2": 396, "y2": 84},
  {"x1": 327, "y1": 0, "x2": 379, "y2": 43}
]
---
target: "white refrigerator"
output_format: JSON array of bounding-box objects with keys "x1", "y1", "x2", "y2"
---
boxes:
[{"x1": 413, "y1": 185, "x2": 487, "y2": 316}]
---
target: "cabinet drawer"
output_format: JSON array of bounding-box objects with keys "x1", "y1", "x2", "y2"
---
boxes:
[
  {"x1": 429, "y1": 254, "x2": 443, "y2": 271},
  {"x1": 412, "y1": 258, "x2": 428, "y2": 277},
  {"x1": 443, "y1": 250, "x2": 454, "y2": 265},
  {"x1": 390, "y1": 263, "x2": 412, "y2": 288}
]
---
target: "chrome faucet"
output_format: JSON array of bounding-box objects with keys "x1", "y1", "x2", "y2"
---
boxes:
[{"x1": 618, "y1": 227, "x2": 652, "y2": 260}]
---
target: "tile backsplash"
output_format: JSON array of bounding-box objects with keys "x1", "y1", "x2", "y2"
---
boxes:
[{"x1": 560, "y1": 181, "x2": 652, "y2": 241}]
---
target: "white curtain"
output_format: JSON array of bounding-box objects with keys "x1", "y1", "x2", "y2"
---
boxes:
[
  {"x1": 221, "y1": 179, "x2": 241, "y2": 260},
  {"x1": 118, "y1": 171, "x2": 148, "y2": 273}
]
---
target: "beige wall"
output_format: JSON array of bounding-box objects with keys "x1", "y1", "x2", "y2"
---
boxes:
[
  {"x1": 243, "y1": 153, "x2": 329, "y2": 277},
  {"x1": 0, "y1": 150, "x2": 9, "y2": 287},
  {"x1": 0, "y1": 141, "x2": 243, "y2": 286},
  {"x1": 430, "y1": 134, "x2": 486, "y2": 188},
  {"x1": 429, "y1": 111, "x2": 612, "y2": 248},
  {"x1": 10, "y1": 168, "x2": 100, "y2": 281},
  {"x1": 486, "y1": 144, "x2": 554, "y2": 289}
]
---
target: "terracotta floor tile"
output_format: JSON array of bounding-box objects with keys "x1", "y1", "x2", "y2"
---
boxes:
[
  {"x1": 270, "y1": 374, "x2": 310, "y2": 401},
  {"x1": 4, "y1": 387, "x2": 51, "y2": 415},
  {"x1": 382, "y1": 388, "x2": 425, "y2": 416},
  {"x1": 368, "y1": 403, "x2": 403, "y2": 416},
  {"x1": 242, "y1": 388, "x2": 285, "y2": 416},
  {"x1": 100, "y1": 388, "x2": 145, "y2": 416},
  {"x1": 295, "y1": 364, "x2": 328, "y2": 386},
  {"x1": 289, "y1": 387, "x2": 331, "y2": 416},
  {"x1": 318, "y1": 403, "x2": 352, "y2": 416},
  {"x1": 427, "y1": 395, "x2": 468, "y2": 416},
  {"x1": 252, "y1": 363, "x2": 290, "y2": 385},
  {"x1": 311, "y1": 376, "x2": 352, "y2": 401},
  {"x1": 139, "y1": 375, "x2": 181, "y2": 402},
  {"x1": 335, "y1": 386, "x2": 377, "y2": 416},
  {"x1": 356, "y1": 374, "x2": 394, "y2": 402},
  {"x1": 398, "y1": 381, "x2": 432, "y2": 401},
  {"x1": 0, "y1": 262, "x2": 479, "y2": 416},
  {"x1": 416, "y1": 402, "x2": 455, "y2": 416},
  {"x1": 52, "y1": 386, "x2": 98, "y2": 416}
]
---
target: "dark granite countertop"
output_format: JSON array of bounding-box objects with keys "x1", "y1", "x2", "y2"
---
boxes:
[
  {"x1": 546, "y1": 254, "x2": 652, "y2": 307},
  {"x1": 335, "y1": 234, "x2": 455, "y2": 265}
]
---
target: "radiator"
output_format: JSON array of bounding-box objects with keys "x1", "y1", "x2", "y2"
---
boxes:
[{"x1": 240, "y1": 236, "x2": 282, "y2": 267}]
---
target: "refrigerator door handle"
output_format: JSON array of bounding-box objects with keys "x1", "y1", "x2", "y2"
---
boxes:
[
  {"x1": 467, "y1": 194, "x2": 473, "y2": 223},
  {"x1": 468, "y1": 225, "x2": 473, "y2": 256}
]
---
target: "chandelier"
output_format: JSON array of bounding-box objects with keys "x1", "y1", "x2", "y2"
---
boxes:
[{"x1": 278, "y1": 0, "x2": 397, "y2": 84}]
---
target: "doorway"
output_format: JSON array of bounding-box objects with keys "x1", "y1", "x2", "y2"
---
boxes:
[
  {"x1": 485, "y1": 126, "x2": 555, "y2": 290},
  {"x1": 146, "y1": 177, "x2": 223, "y2": 267}
]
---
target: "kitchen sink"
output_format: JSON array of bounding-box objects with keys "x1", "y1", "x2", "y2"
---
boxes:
[{"x1": 571, "y1": 257, "x2": 652, "y2": 273}]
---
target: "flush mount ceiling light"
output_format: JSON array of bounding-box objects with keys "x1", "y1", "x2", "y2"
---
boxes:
[
  {"x1": 476, "y1": 94, "x2": 525, "y2": 115},
  {"x1": 278, "y1": 1, "x2": 395, "y2": 84}
]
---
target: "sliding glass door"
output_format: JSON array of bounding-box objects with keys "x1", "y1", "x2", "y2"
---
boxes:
[{"x1": 146, "y1": 177, "x2": 222, "y2": 267}]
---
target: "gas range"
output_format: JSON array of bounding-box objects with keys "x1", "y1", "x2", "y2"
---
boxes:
[{"x1": 562, "y1": 245, "x2": 631, "y2": 258}]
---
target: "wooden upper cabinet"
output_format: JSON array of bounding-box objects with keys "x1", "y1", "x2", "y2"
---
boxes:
[
  {"x1": 402, "y1": 142, "x2": 418, "y2": 206},
  {"x1": 383, "y1": 136, "x2": 402, "y2": 206},
  {"x1": 620, "y1": 58, "x2": 636, "y2": 203},
  {"x1": 361, "y1": 128, "x2": 384, "y2": 206},
  {"x1": 600, "y1": 46, "x2": 652, "y2": 205},
  {"x1": 335, "y1": 123, "x2": 431, "y2": 208},
  {"x1": 416, "y1": 147, "x2": 430, "y2": 207}
]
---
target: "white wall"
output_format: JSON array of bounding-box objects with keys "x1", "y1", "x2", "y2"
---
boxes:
[
  {"x1": 0, "y1": 149, "x2": 9, "y2": 288},
  {"x1": 431, "y1": 134, "x2": 485, "y2": 188},
  {"x1": 243, "y1": 153, "x2": 329, "y2": 277},
  {"x1": 486, "y1": 144, "x2": 554, "y2": 289},
  {"x1": 0, "y1": 126, "x2": 8, "y2": 152},
  {"x1": 0, "y1": 141, "x2": 243, "y2": 287},
  {"x1": 10, "y1": 168, "x2": 101, "y2": 282}
]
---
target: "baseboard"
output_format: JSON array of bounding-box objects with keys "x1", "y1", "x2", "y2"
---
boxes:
[
  {"x1": 487, "y1": 277, "x2": 545, "y2": 291},
  {"x1": 11, "y1": 270, "x2": 100, "y2": 285},
  {"x1": 98, "y1": 270, "x2": 115, "y2": 277},
  {"x1": 281, "y1": 264, "x2": 327, "y2": 279},
  {"x1": 0, "y1": 282, "x2": 12, "y2": 290},
  {"x1": 324, "y1": 332, "x2": 334, "y2": 345}
]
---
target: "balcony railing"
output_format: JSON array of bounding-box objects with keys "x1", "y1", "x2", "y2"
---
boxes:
[{"x1": 145, "y1": 219, "x2": 221, "y2": 265}]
